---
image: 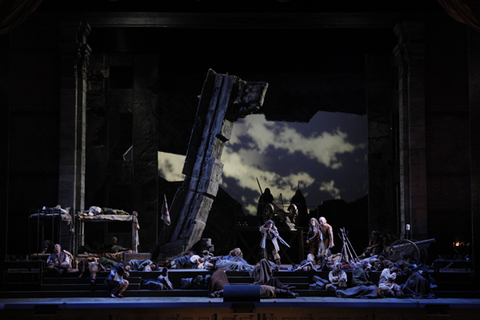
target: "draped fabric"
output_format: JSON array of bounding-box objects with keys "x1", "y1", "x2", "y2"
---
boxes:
[
  {"x1": 208, "y1": 268, "x2": 229, "y2": 294},
  {"x1": 250, "y1": 259, "x2": 289, "y2": 290},
  {"x1": 0, "y1": 0, "x2": 43, "y2": 36},
  {"x1": 438, "y1": 0, "x2": 480, "y2": 33}
]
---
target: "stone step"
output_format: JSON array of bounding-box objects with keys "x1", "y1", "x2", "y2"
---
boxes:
[
  {"x1": 4, "y1": 267, "x2": 477, "y2": 299},
  {"x1": 40, "y1": 283, "x2": 141, "y2": 291},
  {"x1": 42, "y1": 276, "x2": 142, "y2": 284}
]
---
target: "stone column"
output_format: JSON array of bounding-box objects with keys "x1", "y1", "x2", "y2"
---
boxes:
[
  {"x1": 366, "y1": 53, "x2": 395, "y2": 235},
  {"x1": 59, "y1": 21, "x2": 91, "y2": 249},
  {"x1": 132, "y1": 54, "x2": 159, "y2": 253},
  {"x1": 468, "y1": 29, "x2": 480, "y2": 286},
  {"x1": 393, "y1": 22, "x2": 428, "y2": 240}
]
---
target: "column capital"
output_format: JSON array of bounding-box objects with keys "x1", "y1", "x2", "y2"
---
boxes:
[{"x1": 394, "y1": 21, "x2": 426, "y2": 44}]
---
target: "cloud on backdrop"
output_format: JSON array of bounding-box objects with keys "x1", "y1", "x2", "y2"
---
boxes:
[{"x1": 158, "y1": 111, "x2": 367, "y2": 216}]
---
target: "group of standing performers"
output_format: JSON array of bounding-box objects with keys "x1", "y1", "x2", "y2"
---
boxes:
[
  {"x1": 256, "y1": 187, "x2": 335, "y2": 267},
  {"x1": 306, "y1": 216, "x2": 334, "y2": 265}
]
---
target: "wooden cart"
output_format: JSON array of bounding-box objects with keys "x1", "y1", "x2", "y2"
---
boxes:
[{"x1": 386, "y1": 238, "x2": 435, "y2": 265}]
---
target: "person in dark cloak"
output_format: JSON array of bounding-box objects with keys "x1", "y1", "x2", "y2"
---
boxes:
[
  {"x1": 334, "y1": 257, "x2": 385, "y2": 298},
  {"x1": 402, "y1": 268, "x2": 436, "y2": 299},
  {"x1": 351, "y1": 260, "x2": 376, "y2": 287},
  {"x1": 257, "y1": 188, "x2": 274, "y2": 225},
  {"x1": 249, "y1": 259, "x2": 298, "y2": 298},
  {"x1": 208, "y1": 268, "x2": 230, "y2": 298},
  {"x1": 251, "y1": 259, "x2": 291, "y2": 290},
  {"x1": 41, "y1": 239, "x2": 54, "y2": 254},
  {"x1": 290, "y1": 189, "x2": 308, "y2": 228},
  {"x1": 382, "y1": 229, "x2": 398, "y2": 253},
  {"x1": 359, "y1": 230, "x2": 383, "y2": 258},
  {"x1": 208, "y1": 262, "x2": 298, "y2": 299},
  {"x1": 335, "y1": 284, "x2": 384, "y2": 299}
]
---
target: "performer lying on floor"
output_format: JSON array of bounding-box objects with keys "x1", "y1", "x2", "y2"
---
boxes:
[{"x1": 128, "y1": 259, "x2": 159, "y2": 271}]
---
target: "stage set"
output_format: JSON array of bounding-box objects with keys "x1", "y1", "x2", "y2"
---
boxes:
[{"x1": 2, "y1": 1, "x2": 480, "y2": 319}]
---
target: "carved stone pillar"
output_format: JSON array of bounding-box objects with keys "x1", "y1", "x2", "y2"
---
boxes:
[
  {"x1": 59, "y1": 21, "x2": 91, "y2": 249},
  {"x1": 393, "y1": 22, "x2": 428, "y2": 240}
]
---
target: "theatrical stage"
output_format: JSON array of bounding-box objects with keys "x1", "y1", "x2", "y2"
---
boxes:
[{"x1": 1, "y1": 295, "x2": 479, "y2": 320}]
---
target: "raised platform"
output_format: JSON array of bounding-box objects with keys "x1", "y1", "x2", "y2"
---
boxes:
[
  {"x1": 1, "y1": 266, "x2": 478, "y2": 299},
  {"x1": 1, "y1": 266, "x2": 479, "y2": 320}
]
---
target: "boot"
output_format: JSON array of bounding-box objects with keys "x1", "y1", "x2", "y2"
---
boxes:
[
  {"x1": 375, "y1": 286, "x2": 385, "y2": 298},
  {"x1": 208, "y1": 290, "x2": 223, "y2": 298},
  {"x1": 110, "y1": 283, "x2": 121, "y2": 298},
  {"x1": 275, "y1": 288, "x2": 298, "y2": 298}
]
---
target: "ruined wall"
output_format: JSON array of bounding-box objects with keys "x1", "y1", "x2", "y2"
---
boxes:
[
  {"x1": 85, "y1": 53, "x2": 159, "y2": 253},
  {"x1": 424, "y1": 23, "x2": 471, "y2": 258}
]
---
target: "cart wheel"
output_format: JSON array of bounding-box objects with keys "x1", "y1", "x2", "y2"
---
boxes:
[
  {"x1": 264, "y1": 204, "x2": 275, "y2": 222},
  {"x1": 287, "y1": 204, "x2": 298, "y2": 224},
  {"x1": 388, "y1": 239, "x2": 421, "y2": 264}
]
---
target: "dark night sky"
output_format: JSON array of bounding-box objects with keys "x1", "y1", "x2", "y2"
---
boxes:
[{"x1": 159, "y1": 109, "x2": 368, "y2": 215}]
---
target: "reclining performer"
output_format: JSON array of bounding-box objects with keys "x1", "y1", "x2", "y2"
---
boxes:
[
  {"x1": 106, "y1": 236, "x2": 130, "y2": 253},
  {"x1": 378, "y1": 263, "x2": 404, "y2": 297},
  {"x1": 224, "y1": 247, "x2": 247, "y2": 262},
  {"x1": 208, "y1": 267, "x2": 298, "y2": 299},
  {"x1": 128, "y1": 259, "x2": 159, "y2": 271},
  {"x1": 293, "y1": 259, "x2": 319, "y2": 272},
  {"x1": 205, "y1": 256, "x2": 254, "y2": 272},
  {"x1": 165, "y1": 251, "x2": 206, "y2": 269},
  {"x1": 106, "y1": 263, "x2": 130, "y2": 298}
]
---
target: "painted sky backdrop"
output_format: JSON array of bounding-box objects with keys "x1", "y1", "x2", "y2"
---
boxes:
[{"x1": 158, "y1": 111, "x2": 367, "y2": 216}]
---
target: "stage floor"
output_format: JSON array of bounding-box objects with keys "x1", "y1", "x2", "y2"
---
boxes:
[
  {"x1": 2, "y1": 295, "x2": 480, "y2": 309},
  {"x1": 2, "y1": 296, "x2": 479, "y2": 320}
]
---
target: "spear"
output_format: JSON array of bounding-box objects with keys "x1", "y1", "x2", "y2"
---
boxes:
[{"x1": 256, "y1": 177, "x2": 263, "y2": 194}]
